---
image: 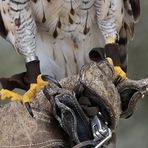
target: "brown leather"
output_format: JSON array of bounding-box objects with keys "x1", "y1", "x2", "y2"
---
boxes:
[
  {"x1": 79, "y1": 61, "x2": 121, "y2": 129},
  {"x1": 0, "y1": 60, "x2": 41, "y2": 90},
  {"x1": 89, "y1": 44, "x2": 126, "y2": 73},
  {"x1": 89, "y1": 47, "x2": 105, "y2": 62},
  {"x1": 25, "y1": 60, "x2": 41, "y2": 84},
  {"x1": 0, "y1": 72, "x2": 28, "y2": 90},
  {"x1": 105, "y1": 43, "x2": 121, "y2": 67},
  {"x1": 78, "y1": 96, "x2": 100, "y2": 117},
  {"x1": 117, "y1": 78, "x2": 148, "y2": 118}
]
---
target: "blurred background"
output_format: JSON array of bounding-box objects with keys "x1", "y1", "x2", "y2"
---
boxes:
[
  {"x1": 0, "y1": 1, "x2": 148, "y2": 147},
  {"x1": 117, "y1": 1, "x2": 148, "y2": 147}
]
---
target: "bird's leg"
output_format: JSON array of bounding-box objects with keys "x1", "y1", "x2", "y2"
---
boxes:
[
  {"x1": 89, "y1": 36, "x2": 127, "y2": 84},
  {"x1": 22, "y1": 74, "x2": 48, "y2": 116},
  {"x1": 95, "y1": 0, "x2": 127, "y2": 83},
  {"x1": 0, "y1": 60, "x2": 48, "y2": 117},
  {"x1": 0, "y1": 0, "x2": 49, "y2": 116},
  {"x1": 0, "y1": 74, "x2": 48, "y2": 117},
  {"x1": 0, "y1": 89, "x2": 22, "y2": 101},
  {"x1": 0, "y1": 89, "x2": 34, "y2": 116},
  {"x1": 106, "y1": 57, "x2": 127, "y2": 85},
  {"x1": 22, "y1": 74, "x2": 48, "y2": 107},
  {"x1": 105, "y1": 37, "x2": 127, "y2": 84}
]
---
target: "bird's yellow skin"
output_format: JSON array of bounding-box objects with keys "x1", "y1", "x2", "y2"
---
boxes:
[
  {"x1": 0, "y1": 74, "x2": 48, "y2": 105},
  {"x1": 106, "y1": 36, "x2": 116, "y2": 44},
  {"x1": 106, "y1": 57, "x2": 127, "y2": 81},
  {"x1": 105, "y1": 36, "x2": 127, "y2": 81}
]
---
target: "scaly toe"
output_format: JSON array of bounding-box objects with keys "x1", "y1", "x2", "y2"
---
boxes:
[
  {"x1": 114, "y1": 66, "x2": 127, "y2": 80},
  {"x1": 22, "y1": 74, "x2": 48, "y2": 105},
  {"x1": 106, "y1": 57, "x2": 114, "y2": 66},
  {"x1": 0, "y1": 75, "x2": 48, "y2": 117},
  {"x1": 0, "y1": 89, "x2": 22, "y2": 101},
  {"x1": 22, "y1": 84, "x2": 37, "y2": 105},
  {"x1": 21, "y1": 84, "x2": 38, "y2": 117},
  {"x1": 21, "y1": 76, "x2": 48, "y2": 117},
  {"x1": 36, "y1": 74, "x2": 48, "y2": 91},
  {"x1": 106, "y1": 57, "x2": 127, "y2": 83}
]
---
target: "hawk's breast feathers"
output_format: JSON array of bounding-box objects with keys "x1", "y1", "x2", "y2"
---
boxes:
[{"x1": 0, "y1": 0, "x2": 140, "y2": 79}]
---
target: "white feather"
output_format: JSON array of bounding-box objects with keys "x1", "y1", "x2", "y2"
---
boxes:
[
  {"x1": 32, "y1": 0, "x2": 107, "y2": 79},
  {"x1": 0, "y1": 0, "x2": 125, "y2": 79}
]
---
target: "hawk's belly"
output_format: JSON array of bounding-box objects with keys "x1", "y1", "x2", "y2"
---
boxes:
[{"x1": 31, "y1": 0, "x2": 105, "y2": 79}]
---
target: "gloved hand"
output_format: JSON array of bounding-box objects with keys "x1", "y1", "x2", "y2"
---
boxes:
[{"x1": 89, "y1": 43, "x2": 127, "y2": 85}]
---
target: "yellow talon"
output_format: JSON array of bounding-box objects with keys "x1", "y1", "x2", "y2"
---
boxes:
[
  {"x1": 106, "y1": 57, "x2": 113, "y2": 66},
  {"x1": 0, "y1": 74, "x2": 48, "y2": 117},
  {"x1": 114, "y1": 66, "x2": 127, "y2": 80},
  {"x1": 106, "y1": 57, "x2": 127, "y2": 81},
  {"x1": 22, "y1": 74, "x2": 48, "y2": 104},
  {"x1": 22, "y1": 83, "x2": 37, "y2": 105},
  {"x1": 36, "y1": 74, "x2": 48, "y2": 91},
  {"x1": 0, "y1": 89, "x2": 22, "y2": 101},
  {"x1": 0, "y1": 74, "x2": 48, "y2": 105}
]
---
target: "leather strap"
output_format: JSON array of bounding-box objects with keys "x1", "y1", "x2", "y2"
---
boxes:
[
  {"x1": 73, "y1": 140, "x2": 95, "y2": 148},
  {"x1": 43, "y1": 85, "x2": 93, "y2": 147}
]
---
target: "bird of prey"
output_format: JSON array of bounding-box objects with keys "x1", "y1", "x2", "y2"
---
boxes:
[{"x1": 0, "y1": 0, "x2": 140, "y2": 115}]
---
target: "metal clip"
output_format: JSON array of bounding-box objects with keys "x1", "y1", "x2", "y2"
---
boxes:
[{"x1": 91, "y1": 112, "x2": 112, "y2": 148}]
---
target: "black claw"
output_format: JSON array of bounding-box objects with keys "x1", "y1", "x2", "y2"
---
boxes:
[
  {"x1": 25, "y1": 102, "x2": 34, "y2": 117},
  {"x1": 114, "y1": 75, "x2": 122, "y2": 86},
  {"x1": 41, "y1": 75, "x2": 62, "y2": 88}
]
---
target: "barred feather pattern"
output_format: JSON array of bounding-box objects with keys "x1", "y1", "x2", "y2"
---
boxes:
[
  {"x1": 0, "y1": 0, "x2": 37, "y2": 56},
  {"x1": 14, "y1": 0, "x2": 37, "y2": 56},
  {"x1": 95, "y1": 0, "x2": 117, "y2": 42},
  {"x1": 0, "y1": 0, "x2": 140, "y2": 79}
]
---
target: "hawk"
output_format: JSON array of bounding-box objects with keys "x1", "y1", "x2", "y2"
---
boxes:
[{"x1": 0, "y1": 0, "x2": 140, "y2": 115}]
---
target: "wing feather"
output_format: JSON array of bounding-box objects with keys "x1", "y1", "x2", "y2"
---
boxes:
[
  {"x1": 130, "y1": 0, "x2": 140, "y2": 22},
  {"x1": 0, "y1": 11, "x2": 8, "y2": 38},
  {"x1": 118, "y1": 0, "x2": 140, "y2": 72},
  {"x1": 123, "y1": 0, "x2": 140, "y2": 38}
]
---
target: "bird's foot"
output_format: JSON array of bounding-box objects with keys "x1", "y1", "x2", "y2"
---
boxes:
[
  {"x1": 0, "y1": 89, "x2": 22, "y2": 101},
  {"x1": 106, "y1": 57, "x2": 127, "y2": 85},
  {"x1": 0, "y1": 74, "x2": 48, "y2": 117}
]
